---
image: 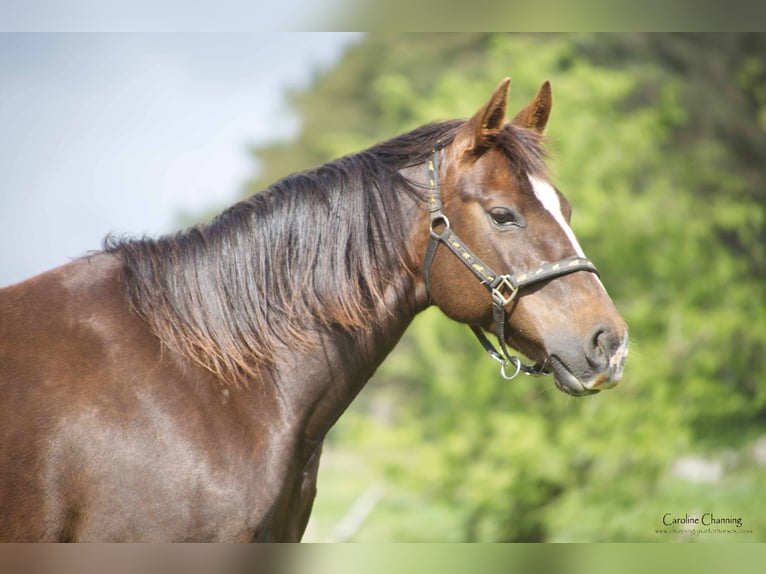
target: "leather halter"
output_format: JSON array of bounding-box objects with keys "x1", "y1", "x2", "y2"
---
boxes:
[{"x1": 422, "y1": 148, "x2": 600, "y2": 380}]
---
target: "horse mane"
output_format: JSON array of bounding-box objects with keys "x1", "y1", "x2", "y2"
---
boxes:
[{"x1": 105, "y1": 120, "x2": 548, "y2": 387}]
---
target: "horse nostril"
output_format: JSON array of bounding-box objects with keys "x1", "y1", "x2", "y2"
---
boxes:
[
  {"x1": 582, "y1": 326, "x2": 629, "y2": 390},
  {"x1": 586, "y1": 326, "x2": 613, "y2": 370}
]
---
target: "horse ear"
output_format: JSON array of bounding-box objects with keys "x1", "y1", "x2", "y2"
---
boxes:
[
  {"x1": 511, "y1": 80, "x2": 552, "y2": 134},
  {"x1": 457, "y1": 77, "x2": 511, "y2": 154}
]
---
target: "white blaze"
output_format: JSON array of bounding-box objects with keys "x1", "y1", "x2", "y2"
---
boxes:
[
  {"x1": 529, "y1": 175, "x2": 607, "y2": 290},
  {"x1": 529, "y1": 175, "x2": 586, "y2": 257}
]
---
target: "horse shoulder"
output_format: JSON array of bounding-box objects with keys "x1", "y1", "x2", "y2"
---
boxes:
[{"x1": 0, "y1": 255, "x2": 300, "y2": 540}]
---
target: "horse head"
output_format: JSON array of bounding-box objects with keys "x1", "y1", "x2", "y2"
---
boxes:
[{"x1": 423, "y1": 78, "x2": 628, "y2": 396}]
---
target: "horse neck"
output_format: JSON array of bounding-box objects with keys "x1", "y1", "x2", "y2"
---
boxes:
[
  {"x1": 113, "y1": 156, "x2": 433, "y2": 449},
  {"x1": 273, "y1": 169, "x2": 431, "y2": 448},
  {"x1": 275, "y1": 274, "x2": 427, "y2": 450}
]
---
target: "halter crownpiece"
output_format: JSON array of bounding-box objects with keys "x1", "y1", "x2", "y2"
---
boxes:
[{"x1": 422, "y1": 148, "x2": 600, "y2": 380}]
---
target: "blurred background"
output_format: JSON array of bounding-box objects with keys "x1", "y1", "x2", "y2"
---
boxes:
[
  {"x1": 0, "y1": 33, "x2": 361, "y2": 286},
  {"x1": 2, "y1": 33, "x2": 765, "y2": 542}
]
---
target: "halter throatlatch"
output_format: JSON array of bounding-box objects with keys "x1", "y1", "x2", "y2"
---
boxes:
[{"x1": 422, "y1": 148, "x2": 600, "y2": 380}]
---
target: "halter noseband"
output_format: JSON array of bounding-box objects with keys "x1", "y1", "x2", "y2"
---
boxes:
[{"x1": 422, "y1": 148, "x2": 599, "y2": 380}]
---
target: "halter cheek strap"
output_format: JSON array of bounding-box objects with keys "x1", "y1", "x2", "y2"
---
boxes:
[{"x1": 422, "y1": 149, "x2": 599, "y2": 380}]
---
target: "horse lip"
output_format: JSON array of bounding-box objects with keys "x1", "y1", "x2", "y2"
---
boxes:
[{"x1": 548, "y1": 355, "x2": 600, "y2": 397}]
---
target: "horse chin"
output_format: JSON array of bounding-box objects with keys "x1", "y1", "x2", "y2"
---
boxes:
[
  {"x1": 503, "y1": 337, "x2": 600, "y2": 397},
  {"x1": 547, "y1": 356, "x2": 601, "y2": 397}
]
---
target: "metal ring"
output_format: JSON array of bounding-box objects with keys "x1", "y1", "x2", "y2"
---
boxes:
[
  {"x1": 499, "y1": 356, "x2": 522, "y2": 381},
  {"x1": 429, "y1": 214, "x2": 450, "y2": 237}
]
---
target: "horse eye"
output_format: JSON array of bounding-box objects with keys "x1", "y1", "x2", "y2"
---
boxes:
[{"x1": 489, "y1": 207, "x2": 521, "y2": 228}]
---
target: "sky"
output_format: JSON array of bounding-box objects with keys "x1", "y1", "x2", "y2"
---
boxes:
[
  {"x1": 0, "y1": 33, "x2": 362, "y2": 286},
  {"x1": 0, "y1": 0, "x2": 344, "y2": 31}
]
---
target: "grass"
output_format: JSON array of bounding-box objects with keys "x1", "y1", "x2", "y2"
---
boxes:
[
  {"x1": 305, "y1": 439, "x2": 766, "y2": 542},
  {"x1": 304, "y1": 447, "x2": 463, "y2": 542}
]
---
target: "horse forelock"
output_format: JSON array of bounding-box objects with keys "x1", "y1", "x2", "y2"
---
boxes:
[{"x1": 493, "y1": 124, "x2": 550, "y2": 180}]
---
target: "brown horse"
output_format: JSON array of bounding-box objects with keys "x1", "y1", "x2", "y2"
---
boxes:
[{"x1": 0, "y1": 78, "x2": 627, "y2": 541}]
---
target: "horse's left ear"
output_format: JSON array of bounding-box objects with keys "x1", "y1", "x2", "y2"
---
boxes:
[
  {"x1": 511, "y1": 80, "x2": 552, "y2": 134},
  {"x1": 456, "y1": 77, "x2": 511, "y2": 154}
]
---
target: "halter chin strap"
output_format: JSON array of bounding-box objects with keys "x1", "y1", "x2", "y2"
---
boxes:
[{"x1": 422, "y1": 148, "x2": 600, "y2": 380}]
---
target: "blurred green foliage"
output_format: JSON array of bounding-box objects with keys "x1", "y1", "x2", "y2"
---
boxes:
[{"x1": 243, "y1": 33, "x2": 766, "y2": 541}]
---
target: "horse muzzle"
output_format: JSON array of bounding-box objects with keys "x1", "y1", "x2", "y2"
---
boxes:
[{"x1": 546, "y1": 329, "x2": 629, "y2": 397}]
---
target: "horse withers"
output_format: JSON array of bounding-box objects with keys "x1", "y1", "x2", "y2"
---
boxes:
[{"x1": 0, "y1": 78, "x2": 627, "y2": 541}]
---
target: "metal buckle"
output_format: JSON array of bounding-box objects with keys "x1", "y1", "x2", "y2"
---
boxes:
[{"x1": 491, "y1": 275, "x2": 519, "y2": 307}]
